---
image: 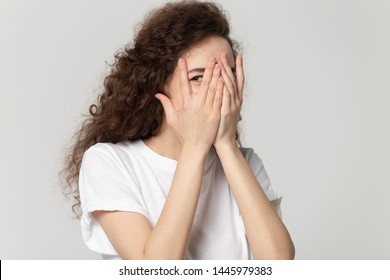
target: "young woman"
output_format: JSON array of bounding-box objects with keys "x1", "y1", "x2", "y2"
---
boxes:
[{"x1": 62, "y1": 0, "x2": 294, "y2": 260}]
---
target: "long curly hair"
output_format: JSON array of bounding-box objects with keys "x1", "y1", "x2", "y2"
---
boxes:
[{"x1": 61, "y1": 0, "x2": 239, "y2": 217}]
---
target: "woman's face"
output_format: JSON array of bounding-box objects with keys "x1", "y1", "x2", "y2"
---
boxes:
[{"x1": 164, "y1": 36, "x2": 235, "y2": 110}]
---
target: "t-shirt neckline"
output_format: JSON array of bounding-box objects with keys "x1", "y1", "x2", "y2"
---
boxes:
[{"x1": 134, "y1": 139, "x2": 178, "y2": 168}]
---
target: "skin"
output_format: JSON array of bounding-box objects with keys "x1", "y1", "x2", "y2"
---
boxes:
[{"x1": 93, "y1": 36, "x2": 295, "y2": 259}]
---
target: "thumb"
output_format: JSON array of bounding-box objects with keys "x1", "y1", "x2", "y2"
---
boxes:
[{"x1": 155, "y1": 93, "x2": 175, "y2": 120}]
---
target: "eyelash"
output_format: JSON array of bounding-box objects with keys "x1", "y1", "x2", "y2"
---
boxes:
[
  {"x1": 190, "y1": 75, "x2": 203, "y2": 82},
  {"x1": 190, "y1": 70, "x2": 237, "y2": 83}
]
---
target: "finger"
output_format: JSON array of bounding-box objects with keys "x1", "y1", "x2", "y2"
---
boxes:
[
  {"x1": 199, "y1": 57, "x2": 217, "y2": 97},
  {"x1": 224, "y1": 84, "x2": 237, "y2": 111},
  {"x1": 220, "y1": 52, "x2": 236, "y2": 86},
  {"x1": 236, "y1": 53, "x2": 245, "y2": 103},
  {"x1": 220, "y1": 63, "x2": 239, "y2": 113},
  {"x1": 178, "y1": 58, "x2": 192, "y2": 106},
  {"x1": 221, "y1": 61, "x2": 235, "y2": 97},
  {"x1": 221, "y1": 85, "x2": 231, "y2": 115},
  {"x1": 204, "y1": 63, "x2": 221, "y2": 106},
  {"x1": 212, "y1": 77, "x2": 224, "y2": 111},
  {"x1": 221, "y1": 55, "x2": 238, "y2": 98},
  {"x1": 155, "y1": 93, "x2": 176, "y2": 123}
]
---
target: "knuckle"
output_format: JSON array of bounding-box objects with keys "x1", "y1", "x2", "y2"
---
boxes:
[
  {"x1": 207, "y1": 61, "x2": 215, "y2": 70},
  {"x1": 182, "y1": 102, "x2": 192, "y2": 111},
  {"x1": 214, "y1": 96, "x2": 222, "y2": 104},
  {"x1": 208, "y1": 85, "x2": 216, "y2": 95}
]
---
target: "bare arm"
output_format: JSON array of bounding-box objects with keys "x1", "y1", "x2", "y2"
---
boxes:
[
  {"x1": 94, "y1": 147, "x2": 208, "y2": 259},
  {"x1": 93, "y1": 57, "x2": 223, "y2": 259},
  {"x1": 214, "y1": 52, "x2": 294, "y2": 259},
  {"x1": 215, "y1": 144, "x2": 295, "y2": 259}
]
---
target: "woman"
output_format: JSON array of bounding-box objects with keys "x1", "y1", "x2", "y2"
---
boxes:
[{"x1": 62, "y1": 0, "x2": 294, "y2": 260}]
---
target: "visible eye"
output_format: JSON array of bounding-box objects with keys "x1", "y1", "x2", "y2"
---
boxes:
[{"x1": 190, "y1": 75, "x2": 203, "y2": 82}]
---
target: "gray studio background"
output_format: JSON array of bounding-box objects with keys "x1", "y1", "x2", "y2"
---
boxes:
[{"x1": 1, "y1": 0, "x2": 389, "y2": 259}]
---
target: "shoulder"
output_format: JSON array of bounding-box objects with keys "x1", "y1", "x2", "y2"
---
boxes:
[
  {"x1": 82, "y1": 143, "x2": 119, "y2": 167},
  {"x1": 81, "y1": 141, "x2": 140, "y2": 172},
  {"x1": 85, "y1": 141, "x2": 131, "y2": 157},
  {"x1": 239, "y1": 147, "x2": 280, "y2": 202},
  {"x1": 79, "y1": 141, "x2": 146, "y2": 193},
  {"x1": 239, "y1": 147, "x2": 263, "y2": 166},
  {"x1": 239, "y1": 147, "x2": 255, "y2": 159},
  {"x1": 83, "y1": 141, "x2": 141, "y2": 162}
]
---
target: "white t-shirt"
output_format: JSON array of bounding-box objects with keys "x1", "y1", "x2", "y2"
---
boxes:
[{"x1": 79, "y1": 139, "x2": 281, "y2": 260}]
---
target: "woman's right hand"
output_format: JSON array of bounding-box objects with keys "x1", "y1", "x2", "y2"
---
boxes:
[{"x1": 155, "y1": 57, "x2": 224, "y2": 152}]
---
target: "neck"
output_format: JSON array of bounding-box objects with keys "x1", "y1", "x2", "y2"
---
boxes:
[{"x1": 143, "y1": 123, "x2": 182, "y2": 161}]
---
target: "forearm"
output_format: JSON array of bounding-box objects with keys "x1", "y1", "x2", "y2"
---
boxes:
[
  {"x1": 215, "y1": 143, "x2": 295, "y2": 259},
  {"x1": 144, "y1": 145, "x2": 208, "y2": 259}
]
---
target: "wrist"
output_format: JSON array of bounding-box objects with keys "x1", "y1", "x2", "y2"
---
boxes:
[
  {"x1": 214, "y1": 140, "x2": 240, "y2": 155},
  {"x1": 181, "y1": 143, "x2": 210, "y2": 159},
  {"x1": 214, "y1": 138, "x2": 238, "y2": 149}
]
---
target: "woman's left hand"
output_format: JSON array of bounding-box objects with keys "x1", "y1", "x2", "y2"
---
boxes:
[{"x1": 214, "y1": 52, "x2": 244, "y2": 148}]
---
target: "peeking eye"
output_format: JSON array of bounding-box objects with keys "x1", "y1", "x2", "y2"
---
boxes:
[{"x1": 190, "y1": 75, "x2": 203, "y2": 82}]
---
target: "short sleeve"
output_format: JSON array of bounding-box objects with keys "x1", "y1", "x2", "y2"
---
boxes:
[
  {"x1": 79, "y1": 144, "x2": 148, "y2": 255},
  {"x1": 241, "y1": 148, "x2": 283, "y2": 218}
]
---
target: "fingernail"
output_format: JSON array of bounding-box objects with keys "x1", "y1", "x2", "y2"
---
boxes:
[{"x1": 208, "y1": 57, "x2": 215, "y2": 63}]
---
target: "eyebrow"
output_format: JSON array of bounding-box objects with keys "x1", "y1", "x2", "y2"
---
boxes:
[{"x1": 188, "y1": 67, "x2": 236, "y2": 74}]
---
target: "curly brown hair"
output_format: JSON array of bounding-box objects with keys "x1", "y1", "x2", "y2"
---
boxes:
[{"x1": 61, "y1": 0, "x2": 239, "y2": 217}]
